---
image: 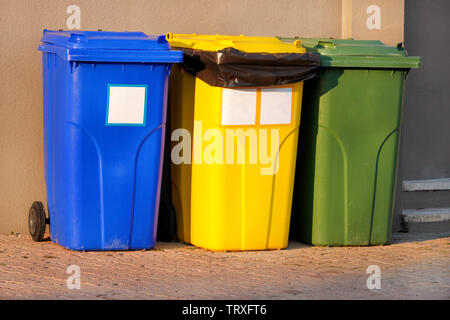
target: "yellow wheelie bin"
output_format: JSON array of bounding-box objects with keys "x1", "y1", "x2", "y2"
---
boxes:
[{"x1": 167, "y1": 34, "x2": 319, "y2": 251}]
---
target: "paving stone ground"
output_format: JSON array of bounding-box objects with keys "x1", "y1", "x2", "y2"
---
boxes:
[{"x1": 0, "y1": 232, "x2": 449, "y2": 300}]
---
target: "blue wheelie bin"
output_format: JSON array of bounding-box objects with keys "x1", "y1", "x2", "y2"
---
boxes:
[{"x1": 33, "y1": 30, "x2": 183, "y2": 250}]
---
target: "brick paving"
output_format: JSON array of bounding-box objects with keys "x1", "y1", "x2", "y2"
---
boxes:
[{"x1": 0, "y1": 232, "x2": 449, "y2": 300}]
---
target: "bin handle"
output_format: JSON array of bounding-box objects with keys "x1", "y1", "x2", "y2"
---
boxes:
[
  {"x1": 68, "y1": 33, "x2": 86, "y2": 43},
  {"x1": 293, "y1": 39, "x2": 302, "y2": 48},
  {"x1": 157, "y1": 35, "x2": 168, "y2": 44},
  {"x1": 317, "y1": 40, "x2": 335, "y2": 49},
  {"x1": 396, "y1": 42, "x2": 404, "y2": 50}
]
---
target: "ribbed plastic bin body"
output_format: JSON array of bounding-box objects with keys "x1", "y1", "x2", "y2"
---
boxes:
[
  {"x1": 39, "y1": 30, "x2": 182, "y2": 250},
  {"x1": 280, "y1": 38, "x2": 420, "y2": 245},
  {"x1": 167, "y1": 34, "x2": 319, "y2": 251}
]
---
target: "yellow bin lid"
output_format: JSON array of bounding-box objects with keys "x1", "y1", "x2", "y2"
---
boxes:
[{"x1": 166, "y1": 33, "x2": 306, "y2": 54}]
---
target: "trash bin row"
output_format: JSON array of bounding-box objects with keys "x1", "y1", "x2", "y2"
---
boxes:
[{"x1": 33, "y1": 30, "x2": 420, "y2": 251}]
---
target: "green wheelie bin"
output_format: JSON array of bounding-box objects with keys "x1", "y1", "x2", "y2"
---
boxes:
[{"x1": 279, "y1": 38, "x2": 421, "y2": 246}]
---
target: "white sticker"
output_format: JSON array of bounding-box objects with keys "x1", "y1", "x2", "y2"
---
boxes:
[
  {"x1": 221, "y1": 88, "x2": 257, "y2": 125},
  {"x1": 260, "y1": 87, "x2": 292, "y2": 125},
  {"x1": 107, "y1": 85, "x2": 147, "y2": 125}
]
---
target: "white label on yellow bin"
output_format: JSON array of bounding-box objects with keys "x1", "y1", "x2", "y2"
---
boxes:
[
  {"x1": 106, "y1": 85, "x2": 148, "y2": 126},
  {"x1": 221, "y1": 88, "x2": 257, "y2": 125},
  {"x1": 260, "y1": 88, "x2": 292, "y2": 125}
]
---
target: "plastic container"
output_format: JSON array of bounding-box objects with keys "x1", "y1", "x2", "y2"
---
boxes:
[
  {"x1": 37, "y1": 30, "x2": 182, "y2": 250},
  {"x1": 167, "y1": 34, "x2": 319, "y2": 251},
  {"x1": 278, "y1": 38, "x2": 421, "y2": 245}
]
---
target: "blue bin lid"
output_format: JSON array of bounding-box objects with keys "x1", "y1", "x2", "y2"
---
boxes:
[{"x1": 38, "y1": 29, "x2": 183, "y2": 63}]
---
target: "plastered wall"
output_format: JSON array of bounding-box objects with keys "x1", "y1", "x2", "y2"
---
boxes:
[{"x1": 0, "y1": 0, "x2": 403, "y2": 234}]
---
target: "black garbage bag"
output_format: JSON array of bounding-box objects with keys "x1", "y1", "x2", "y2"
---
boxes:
[{"x1": 174, "y1": 46, "x2": 321, "y2": 88}]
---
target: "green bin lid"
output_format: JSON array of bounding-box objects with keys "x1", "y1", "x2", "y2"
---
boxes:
[{"x1": 277, "y1": 37, "x2": 420, "y2": 69}]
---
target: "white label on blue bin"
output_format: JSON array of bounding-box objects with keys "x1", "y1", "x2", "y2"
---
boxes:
[
  {"x1": 260, "y1": 87, "x2": 292, "y2": 125},
  {"x1": 106, "y1": 85, "x2": 147, "y2": 126},
  {"x1": 221, "y1": 88, "x2": 257, "y2": 125}
]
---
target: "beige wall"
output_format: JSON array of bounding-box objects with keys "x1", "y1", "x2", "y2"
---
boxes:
[{"x1": 0, "y1": 0, "x2": 403, "y2": 234}]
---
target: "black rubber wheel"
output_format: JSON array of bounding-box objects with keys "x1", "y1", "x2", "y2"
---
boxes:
[
  {"x1": 157, "y1": 201, "x2": 176, "y2": 242},
  {"x1": 29, "y1": 201, "x2": 46, "y2": 242}
]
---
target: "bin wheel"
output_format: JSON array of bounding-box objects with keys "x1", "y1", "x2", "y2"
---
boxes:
[
  {"x1": 157, "y1": 201, "x2": 176, "y2": 242},
  {"x1": 28, "y1": 201, "x2": 47, "y2": 242}
]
